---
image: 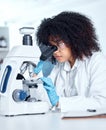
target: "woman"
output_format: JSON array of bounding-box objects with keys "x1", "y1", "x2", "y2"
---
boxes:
[{"x1": 35, "y1": 11, "x2": 106, "y2": 112}]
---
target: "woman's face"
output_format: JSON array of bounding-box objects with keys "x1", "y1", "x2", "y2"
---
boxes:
[{"x1": 49, "y1": 37, "x2": 75, "y2": 65}]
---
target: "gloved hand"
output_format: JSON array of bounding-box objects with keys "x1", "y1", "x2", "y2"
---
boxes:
[
  {"x1": 34, "y1": 60, "x2": 44, "y2": 75},
  {"x1": 40, "y1": 77, "x2": 59, "y2": 106}
]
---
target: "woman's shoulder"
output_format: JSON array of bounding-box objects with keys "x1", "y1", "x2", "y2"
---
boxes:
[
  {"x1": 92, "y1": 51, "x2": 106, "y2": 58},
  {"x1": 83, "y1": 51, "x2": 106, "y2": 62},
  {"x1": 84, "y1": 51, "x2": 106, "y2": 69},
  {"x1": 90, "y1": 51, "x2": 106, "y2": 62}
]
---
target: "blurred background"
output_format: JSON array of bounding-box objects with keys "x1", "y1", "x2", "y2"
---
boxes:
[{"x1": 0, "y1": 0, "x2": 106, "y2": 63}]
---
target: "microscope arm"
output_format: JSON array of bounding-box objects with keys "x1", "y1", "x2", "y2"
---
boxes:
[{"x1": 20, "y1": 61, "x2": 36, "y2": 77}]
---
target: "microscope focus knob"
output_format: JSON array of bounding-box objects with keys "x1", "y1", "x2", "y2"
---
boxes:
[{"x1": 12, "y1": 89, "x2": 27, "y2": 102}]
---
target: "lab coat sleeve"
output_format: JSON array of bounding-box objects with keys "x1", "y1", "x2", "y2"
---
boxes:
[
  {"x1": 60, "y1": 53, "x2": 106, "y2": 112},
  {"x1": 59, "y1": 96, "x2": 105, "y2": 112}
]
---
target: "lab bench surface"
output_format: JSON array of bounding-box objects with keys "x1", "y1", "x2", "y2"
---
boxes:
[{"x1": 0, "y1": 112, "x2": 106, "y2": 130}]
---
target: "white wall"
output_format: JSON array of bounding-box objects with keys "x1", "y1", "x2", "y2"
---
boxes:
[{"x1": 9, "y1": 0, "x2": 106, "y2": 54}]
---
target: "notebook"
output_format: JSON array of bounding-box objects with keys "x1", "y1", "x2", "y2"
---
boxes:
[{"x1": 61, "y1": 108, "x2": 106, "y2": 119}]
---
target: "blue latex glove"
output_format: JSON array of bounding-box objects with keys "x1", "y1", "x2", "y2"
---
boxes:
[
  {"x1": 34, "y1": 60, "x2": 44, "y2": 74},
  {"x1": 40, "y1": 77, "x2": 59, "y2": 106}
]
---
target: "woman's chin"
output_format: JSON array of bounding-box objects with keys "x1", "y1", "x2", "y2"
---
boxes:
[{"x1": 56, "y1": 59, "x2": 66, "y2": 62}]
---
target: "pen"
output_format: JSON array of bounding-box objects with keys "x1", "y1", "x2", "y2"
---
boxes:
[{"x1": 87, "y1": 109, "x2": 96, "y2": 112}]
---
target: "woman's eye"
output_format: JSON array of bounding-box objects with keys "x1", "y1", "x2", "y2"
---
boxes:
[{"x1": 58, "y1": 42, "x2": 65, "y2": 48}]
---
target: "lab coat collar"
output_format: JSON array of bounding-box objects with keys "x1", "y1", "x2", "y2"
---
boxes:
[{"x1": 63, "y1": 55, "x2": 88, "y2": 72}]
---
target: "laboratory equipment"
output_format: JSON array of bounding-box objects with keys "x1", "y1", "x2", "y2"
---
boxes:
[
  {"x1": 0, "y1": 27, "x2": 49, "y2": 116},
  {"x1": 34, "y1": 45, "x2": 57, "y2": 75}
]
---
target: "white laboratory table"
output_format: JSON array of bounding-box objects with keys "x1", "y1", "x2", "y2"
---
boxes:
[{"x1": 0, "y1": 111, "x2": 106, "y2": 130}]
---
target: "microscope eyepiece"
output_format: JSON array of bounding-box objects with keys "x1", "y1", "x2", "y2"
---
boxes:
[{"x1": 40, "y1": 45, "x2": 57, "y2": 61}]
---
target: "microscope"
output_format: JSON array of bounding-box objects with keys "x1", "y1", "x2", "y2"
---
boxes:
[{"x1": 0, "y1": 27, "x2": 56, "y2": 116}]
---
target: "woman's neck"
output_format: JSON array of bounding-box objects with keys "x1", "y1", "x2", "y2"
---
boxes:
[{"x1": 68, "y1": 58, "x2": 75, "y2": 68}]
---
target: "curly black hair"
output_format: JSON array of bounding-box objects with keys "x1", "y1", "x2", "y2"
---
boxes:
[{"x1": 36, "y1": 11, "x2": 101, "y2": 61}]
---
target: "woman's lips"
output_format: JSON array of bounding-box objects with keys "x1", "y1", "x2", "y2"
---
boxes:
[{"x1": 55, "y1": 56, "x2": 62, "y2": 60}]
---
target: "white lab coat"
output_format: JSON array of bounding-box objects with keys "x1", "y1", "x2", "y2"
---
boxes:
[{"x1": 48, "y1": 52, "x2": 106, "y2": 112}]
